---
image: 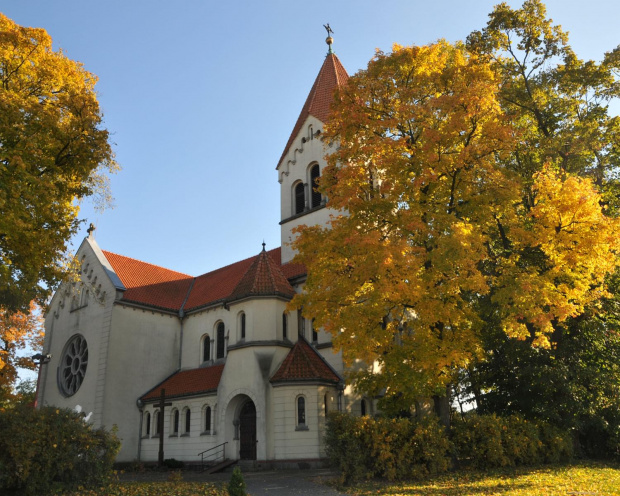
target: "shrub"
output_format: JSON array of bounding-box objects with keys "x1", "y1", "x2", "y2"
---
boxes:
[
  {"x1": 325, "y1": 412, "x2": 451, "y2": 482},
  {"x1": 452, "y1": 413, "x2": 509, "y2": 468},
  {"x1": 163, "y1": 458, "x2": 185, "y2": 469},
  {"x1": 0, "y1": 404, "x2": 121, "y2": 495},
  {"x1": 452, "y1": 413, "x2": 573, "y2": 468},
  {"x1": 227, "y1": 466, "x2": 247, "y2": 496}
]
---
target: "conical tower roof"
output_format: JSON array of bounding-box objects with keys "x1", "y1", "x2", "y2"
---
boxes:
[
  {"x1": 228, "y1": 245, "x2": 296, "y2": 302},
  {"x1": 270, "y1": 336, "x2": 341, "y2": 384},
  {"x1": 277, "y1": 52, "x2": 349, "y2": 168}
]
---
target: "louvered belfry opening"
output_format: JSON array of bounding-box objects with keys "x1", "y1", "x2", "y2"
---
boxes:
[{"x1": 294, "y1": 182, "x2": 305, "y2": 214}]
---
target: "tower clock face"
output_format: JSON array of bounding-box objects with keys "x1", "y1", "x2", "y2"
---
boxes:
[{"x1": 59, "y1": 334, "x2": 88, "y2": 396}]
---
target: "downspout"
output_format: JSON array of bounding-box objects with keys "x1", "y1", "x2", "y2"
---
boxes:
[
  {"x1": 178, "y1": 278, "x2": 195, "y2": 370},
  {"x1": 136, "y1": 400, "x2": 144, "y2": 462}
]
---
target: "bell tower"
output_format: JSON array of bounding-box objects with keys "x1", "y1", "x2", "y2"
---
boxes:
[{"x1": 276, "y1": 29, "x2": 349, "y2": 264}]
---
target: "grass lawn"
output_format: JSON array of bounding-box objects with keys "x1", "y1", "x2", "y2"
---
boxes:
[
  {"x1": 66, "y1": 481, "x2": 229, "y2": 496},
  {"x1": 341, "y1": 461, "x2": 620, "y2": 496}
]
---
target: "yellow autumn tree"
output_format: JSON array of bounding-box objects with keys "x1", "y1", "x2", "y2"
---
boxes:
[
  {"x1": 0, "y1": 301, "x2": 43, "y2": 403},
  {"x1": 291, "y1": 40, "x2": 620, "y2": 420},
  {"x1": 0, "y1": 14, "x2": 118, "y2": 313}
]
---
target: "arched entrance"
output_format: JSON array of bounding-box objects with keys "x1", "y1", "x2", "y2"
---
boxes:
[{"x1": 238, "y1": 400, "x2": 256, "y2": 460}]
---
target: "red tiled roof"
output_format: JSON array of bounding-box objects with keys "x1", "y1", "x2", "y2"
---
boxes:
[
  {"x1": 141, "y1": 364, "x2": 225, "y2": 401},
  {"x1": 229, "y1": 247, "x2": 295, "y2": 302},
  {"x1": 102, "y1": 251, "x2": 193, "y2": 311},
  {"x1": 277, "y1": 52, "x2": 349, "y2": 168},
  {"x1": 102, "y1": 247, "x2": 305, "y2": 313},
  {"x1": 270, "y1": 338, "x2": 341, "y2": 384}
]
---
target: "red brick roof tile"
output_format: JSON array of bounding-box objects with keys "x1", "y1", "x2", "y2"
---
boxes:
[
  {"x1": 102, "y1": 247, "x2": 305, "y2": 313},
  {"x1": 102, "y1": 251, "x2": 193, "y2": 311},
  {"x1": 277, "y1": 52, "x2": 349, "y2": 168},
  {"x1": 270, "y1": 338, "x2": 341, "y2": 384},
  {"x1": 141, "y1": 364, "x2": 225, "y2": 401},
  {"x1": 229, "y1": 247, "x2": 295, "y2": 302}
]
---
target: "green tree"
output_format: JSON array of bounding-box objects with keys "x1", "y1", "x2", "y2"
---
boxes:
[
  {"x1": 291, "y1": 1, "x2": 620, "y2": 423},
  {"x1": 461, "y1": 0, "x2": 620, "y2": 458},
  {"x1": 0, "y1": 13, "x2": 118, "y2": 313}
]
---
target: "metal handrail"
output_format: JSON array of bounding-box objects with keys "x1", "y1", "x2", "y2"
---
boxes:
[{"x1": 198, "y1": 442, "x2": 227, "y2": 471}]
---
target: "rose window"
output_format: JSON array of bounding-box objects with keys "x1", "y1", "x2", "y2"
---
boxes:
[{"x1": 59, "y1": 334, "x2": 88, "y2": 396}]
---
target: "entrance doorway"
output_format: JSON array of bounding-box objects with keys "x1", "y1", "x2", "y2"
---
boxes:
[{"x1": 239, "y1": 400, "x2": 256, "y2": 460}]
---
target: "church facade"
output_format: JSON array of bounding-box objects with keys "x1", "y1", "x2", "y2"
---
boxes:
[{"x1": 37, "y1": 46, "x2": 372, "y2": 466}]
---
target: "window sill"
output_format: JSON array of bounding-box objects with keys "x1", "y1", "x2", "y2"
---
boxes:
[
  {"x1": 169, "y1": 433, "x2": 179, "y2": 438},
  {"x1": 200, "y1": 431, "x2": 213, "y2": 436},
  {"x1": 295, "y1": 425, "x2": 309, "y2": 431},
  {"x1": 180, "y1": 433, "x2": 190, "y2": 437}
]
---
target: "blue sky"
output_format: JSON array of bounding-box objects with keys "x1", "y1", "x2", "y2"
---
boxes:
[{"x1": 3, "y1": 0, "x2": 619, "y2": 278}]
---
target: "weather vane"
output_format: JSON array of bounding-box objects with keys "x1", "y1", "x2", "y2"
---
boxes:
[{"x1": 323, "y1": 23, "x2": 334, "y2": 53}]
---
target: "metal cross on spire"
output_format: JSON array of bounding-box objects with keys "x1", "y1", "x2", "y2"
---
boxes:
[{"x1": 323, "y1": 23, "x2": 334, "y2": 54}]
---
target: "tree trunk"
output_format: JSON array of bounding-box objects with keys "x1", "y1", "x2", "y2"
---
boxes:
[{"x1": 433, "y1": 386, "x2": 451, "y2": 429}]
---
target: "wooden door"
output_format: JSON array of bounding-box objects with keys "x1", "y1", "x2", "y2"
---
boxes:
[{"x1": 239, "y1": 401, "x2": 256, "y2": 460}]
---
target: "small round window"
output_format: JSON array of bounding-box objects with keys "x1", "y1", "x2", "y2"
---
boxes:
[{"x1": 59, "y1": 334, "x2": 88, "y2": 396}]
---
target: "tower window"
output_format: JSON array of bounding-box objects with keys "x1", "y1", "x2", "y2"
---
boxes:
[
  {"x1": 310, "y1": 164, "x2": 321, "y2": 208},
  {"x1": 282, "y1": 312, "x2": 288, "y2": 340},
  {"x1": 361, "y1": 399, "x2": 367, "y2": 416},
  {"x1": 312, "y1": 318, "x2": 318, "y2": 343},
  {"x1": 294, "y1": 182, "x2": 305, "y2": 215},
  {"x1": 240, "y1": 312, "x2": 246, "y2": 340}
]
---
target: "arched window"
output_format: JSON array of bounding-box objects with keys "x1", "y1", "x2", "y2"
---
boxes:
[
  {"x1": 172, "y1": 409, "x2": 179, "y2": 435},
  {"x1": 324, "y1": 394, "x2": 328, "y2": 416},
  {"x1": 205, "y1": 406, "x2": 212, "y2": 433},
  {"x1": 216, "y1": 322, "x2": 225, "y2": 359},
  {"x1": 282, "y1": 312, "x2": 288, "y2": 340},
  {"x1": 145, "y1": 412, "x2": 151, "y2": 436},
  {"x1": 202, "y1": 334, "x2": 211, "y2": 362},
  {"x1": 310, "y1": 164, "x2": 321, "y2": 208},
  {"x1": 311, "y1": 318, "x2": 318, "y2": 343},
  {"x1": 154, "y1": 411, "x2": 161, "y2": 436},
  {"x1": 240, "y1": 312, "x2": 246, "y2": 340},
  {"x1": 185, "y1": 408, "x2": 191, "y2": 434},
  {"x1": 297, "y1": 396, "x2": 306, "y2": 427},
  {"x1": 294, "y1": 182, "x2": 305, "y2": 215},
  {"x1": 361, "y1": 399, "x2": 367, "y2": 416}
]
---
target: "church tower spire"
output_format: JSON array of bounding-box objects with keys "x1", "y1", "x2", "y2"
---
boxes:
[{"x1": 277, "y1": 29, "x2": 349, "y2": 264}]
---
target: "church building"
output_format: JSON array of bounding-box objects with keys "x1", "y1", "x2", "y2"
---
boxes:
[{"x1": 37, "y1": 37, "x2": 372, "y2": 466}]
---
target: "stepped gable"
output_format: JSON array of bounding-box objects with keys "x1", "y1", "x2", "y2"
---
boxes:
[
  {"x1": 228, "y1": 245, "x2": 295, "y2": 302},
  {"x1": 140, "y1": 364, "x2": 225, "y2": 401},
  {"x1": 102, "y1": 251, "x2": 193, "y2": 311},
  {"x1": 277, "y1": 52, "x2": 349, "y2": 168},
  {"x1": 270, "y1": 337, "x2": 341, "y2": 385}
]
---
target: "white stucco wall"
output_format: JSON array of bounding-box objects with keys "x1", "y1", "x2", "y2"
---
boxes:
[{"x1": 39, "y1": 239, "x2": 117, "y2": 426}]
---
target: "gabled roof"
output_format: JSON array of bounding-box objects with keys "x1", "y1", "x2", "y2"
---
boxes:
[
  {"x1": 270, "y1": 337, "x2": 341, "y2": 385},
  {"x1": 228, "y1": 246, "x2": 295, "y2": 302},
  {"x1": 140, "y1": 364, "x2": 225, "y2": 401},
  {"x1": 102, "y1": 247, "x2": 305, "y2": 313},
  {"x1": 277, "y1": 52, "x2": 349, "y2": 168},
  {"x1": 102, "y1": 251, "x2": 193, "y2": 312}
]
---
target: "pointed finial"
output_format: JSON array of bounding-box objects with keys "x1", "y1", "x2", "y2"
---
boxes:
[
  {"x1": 87, "y1": 223, "x2": 96, "y2": 239},
  {"x1": 262, "y1": 240, "x2": 266, "y2": 252},
  {"x1": 324, "y1": 23, "x2": 334, "y2": 54}
]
